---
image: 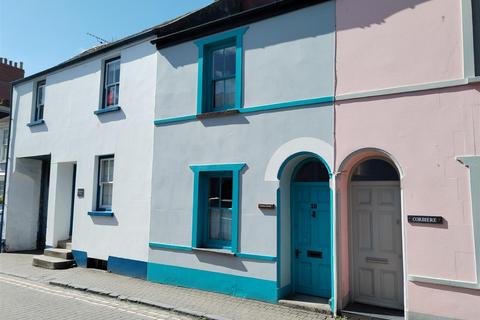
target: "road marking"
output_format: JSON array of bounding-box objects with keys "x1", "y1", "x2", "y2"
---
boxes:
[{"x1": 0, "y1": 275, "x2": 186, "y2": 320}]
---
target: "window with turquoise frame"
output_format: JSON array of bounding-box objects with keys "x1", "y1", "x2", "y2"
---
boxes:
[
  {"x1": 190, "y1": 163, "x2": 246, "y2": 253},
  {"x1": 195, "y1": 27, "x2": 248, "y2": 114}
]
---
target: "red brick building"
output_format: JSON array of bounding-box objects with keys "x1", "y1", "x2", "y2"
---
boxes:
[{"x1": 0, "y1": 58, "x2": 24, "y2": 117}]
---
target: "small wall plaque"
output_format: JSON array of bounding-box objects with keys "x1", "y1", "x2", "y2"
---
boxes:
[
  {"x1": 258, "y1": 204, "x2": 275, "y2": 210},
  {"x1": 408, "y1": 215, "x2": 443, "y2": 224},
  {"x1": 77, "y1": 188, "x2": 85, "y2": 198}
]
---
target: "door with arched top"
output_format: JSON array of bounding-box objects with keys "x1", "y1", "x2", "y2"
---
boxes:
[
  {"x1": 292, "y1": 159, "x2": 331, "y2": 298},
  {"x1": 351, "y1": 159, "x2": 404, "y2": 309}
]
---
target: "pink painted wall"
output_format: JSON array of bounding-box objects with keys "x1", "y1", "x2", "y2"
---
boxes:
[
  {"x1": 336, "y1": 0, "x2": 463, "y2": 95},
  {"x1": 335, "y1": 85, "x2": 480, "y2": 318}
]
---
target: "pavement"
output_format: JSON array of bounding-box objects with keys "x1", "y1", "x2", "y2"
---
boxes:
[
  {"x1": 0, "y1": 273, "x2": 193, "y2": 320},
  {"x1": 0, "y1": 252, "x2": 331, "y2": 320}
]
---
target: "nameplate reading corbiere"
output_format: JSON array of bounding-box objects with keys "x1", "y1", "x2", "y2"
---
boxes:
[{"x1": 408, "y1": 215, "x2": 443, "y2": 224}]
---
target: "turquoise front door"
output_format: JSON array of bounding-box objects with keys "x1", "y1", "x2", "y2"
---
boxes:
[{"x1": 293, "y1": 182, "x2": 331, "y2": 298}]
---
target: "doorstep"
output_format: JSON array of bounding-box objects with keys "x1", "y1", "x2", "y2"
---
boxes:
[{"x1": 341, "y1": 303, "x2": 404, "y2": 320}]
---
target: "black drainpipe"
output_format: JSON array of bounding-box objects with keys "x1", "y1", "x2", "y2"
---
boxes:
[{"x1": 0, "y1": 84, "x2": 14, "y2": 253}]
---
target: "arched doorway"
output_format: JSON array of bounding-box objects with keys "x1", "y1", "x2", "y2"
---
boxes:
[
  {"x1": 350, "y1": 158, "x2": 403, "y2": 310},
  {"x1": 291, "y1": 158, "x2": 332, "y2": 299}
]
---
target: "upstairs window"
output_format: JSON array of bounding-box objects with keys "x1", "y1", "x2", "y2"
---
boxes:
[
  {"x1": 34, "y1": 80, "x2": 45, "y2": 121},
  {"x1": 210, "y1": 44, "x2": 236, "y2": 111},
  {"x1": 102, "y1": 58, "x2": 120, "y2": 109},
  {"x1": 97, "y1": 156, "x2": 114, "y2": 211},
  {"x1": 195, "y1": 27, "x2": 248, "y2": 114}
]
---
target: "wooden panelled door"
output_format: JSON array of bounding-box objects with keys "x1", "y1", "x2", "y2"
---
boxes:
[
  {"x1": 293, "y1": 182, "x2": 331, "y2": 298},
  {"x1": 351, "y1": 181, "x2": 404, "y2": 309}
]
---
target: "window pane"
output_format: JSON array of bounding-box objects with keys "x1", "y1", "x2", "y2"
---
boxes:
[
  {"x1": 214, "y1": 80, "x2": 225, "y2": 109},
  {"x1": 224, "y1": 46, "x2": 236, "y2": 77},
  {"x1": 106, "y1": 86, "x2": 115, "y2": 106},
  {"x1": 114, "y1": 84, "x2": 119, "y2": 105},
  {"x1": 220, "y1": 177, "x2": 232, "y2": 208},
  {"x1": 101, "y1": 183, "x2": 113, "y2": 207},
  {"x1": 114, "y1": 61, "x2": 120, "y2": 82},
  {"x1": 38, "y1": 105, "x2": 44, "y2": 120},
  {"x1": 107, "y1": 63, "x2": 114, "y2": 85},
  {"x1": 212, "y1": 48, "x2": 224, "y2": 79},
  {"x1": 209, "y1": 177, "x2": 220, "y2": 207},
  {"x1": 221, "y1": 209, "x2": 232, "y2": 241},
  {"x1": 209, "y1": 208, "x2": 221, "y2": 240},
  {"x1": 224, "y1": 78, "x2": 235, "y2": 107},
  {"x1": 100, "y1": 160, "x2": 109, "y2": 182},
  {"x1": 108, "y1": 159, "x2": 114, "y2": 181},
  {"x1": 37, "y1": 86, "x2": 44, "y2": 105}
]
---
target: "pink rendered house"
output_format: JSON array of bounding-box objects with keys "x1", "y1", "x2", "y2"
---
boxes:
[{"x1": 335, "y1": 0, "x2": 480, "y2": 318}]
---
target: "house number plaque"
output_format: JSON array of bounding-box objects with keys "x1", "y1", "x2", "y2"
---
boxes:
[{"x1": 77, "y1": 188, "x2": 85, "y2": 198}]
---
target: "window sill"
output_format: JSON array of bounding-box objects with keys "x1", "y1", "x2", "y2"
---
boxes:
[
  {"x1": 27, "y1": 119, "x2": 45, "y2": 127},
  {"x1": 192, "y1": 247, "x2": 234, "y2": 256},
  {"x1": 196, "y1": 109, "x2": 239, "y2": 120},
  {"x1": 94, "y1": 106, "x2": 121, "y2": 115},
  {"x1": 88, "y1": 211, "x2": 114, "y2": 217}
]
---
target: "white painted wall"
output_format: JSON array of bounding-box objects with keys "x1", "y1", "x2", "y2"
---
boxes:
[
  {"x1": 4, "y1": 158, "x2": 42, "y2": 251},
  {"x1": 7, "y1": 39, "x2": 157, "y2": 261}
]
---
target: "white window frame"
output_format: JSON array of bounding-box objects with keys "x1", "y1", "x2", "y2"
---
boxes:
[
  {"x1": 34, "y1": 80, "x2": 45, "y2": 121},
  {"x1": 98, "y1": 157, "x2": 114, "y2": 210},
  {"x1": 102, "y1": 58, "x2": 120, "y2": 109}
]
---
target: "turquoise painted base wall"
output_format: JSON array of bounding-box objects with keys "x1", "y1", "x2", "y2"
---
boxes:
[{"x1": 147, "y1": 262, "x2": 279, "y2": 303}]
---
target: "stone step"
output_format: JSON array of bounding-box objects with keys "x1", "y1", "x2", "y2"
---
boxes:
[
  {"x1": 57, "y1": 240, "x2": 72, "y2": 250},
  {"x1": 278, "y1": 294, "x2": 332, "y2": 315},
  {"x1": 44, "y1": 248, "x2": 72, "y2": 260},
  {"x1": 32, "y1": 255, "x2": 75, "y2": 270}
]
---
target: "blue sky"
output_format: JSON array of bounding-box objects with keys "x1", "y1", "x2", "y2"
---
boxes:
[{"x1": 0, "y1": 0, "x2": 212, "y2": 76}]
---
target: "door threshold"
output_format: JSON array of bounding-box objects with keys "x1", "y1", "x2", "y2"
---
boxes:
[
  {"x1": 279, "y1": 294, "x2": 331, "y2": 314},
  {"x1": 341, "y1": 303, "x2": 404, "y2": 320}
]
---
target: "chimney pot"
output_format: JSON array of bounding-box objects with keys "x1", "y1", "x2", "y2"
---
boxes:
[
  {"x1": 20, "y1": 62, "x2": 23, "y2": 69},
  {"x1": 14, "y1": 62, "x2": 17, "y2": 68},
  {"x1": 8, "y1": 60, "x2": 12, "y2": 66}
]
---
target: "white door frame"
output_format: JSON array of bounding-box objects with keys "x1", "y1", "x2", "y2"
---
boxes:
[{"x1": 348, "y1": 180, "x2": 404, "y2": 310}]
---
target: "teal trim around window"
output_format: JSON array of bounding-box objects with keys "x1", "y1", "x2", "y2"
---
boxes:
[
  {"x1": 147, "y1": 262, "x2": 278, "y2": 302},
  {"x1": 94, "y1": 105, "x2": 121, "y2": 115},
  {"x1": 235, "y1": 253, "x2": 276, "y2": 261},
  {"x1": 149, "y1": 242, "x2": 193, "y2": 251},
  {"x1": 153, "y1": 96, "x2": 334, "y2": 126},
  {"x1": 195, "y1": 27, "x2": 248, "y2": 114},
  {"x1": 149, "y1": 242, "x2": 276, "y2": 261},
  {"x1": 190, "y1": 163, "x2": 246, "y2": 254},
  {"x1": 88, "y1": 211, "x2": 114, "y2": 217}
]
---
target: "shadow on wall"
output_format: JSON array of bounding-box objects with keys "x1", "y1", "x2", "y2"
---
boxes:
[
  {"x1": 160, "y1": 1, "x2": 337, "y2": 68},
  {"x1": 336, "y1": 0, "x2": 430, "y2": 31}
]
